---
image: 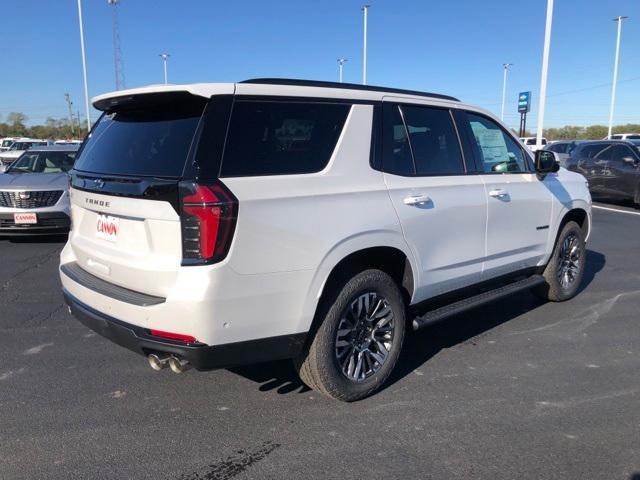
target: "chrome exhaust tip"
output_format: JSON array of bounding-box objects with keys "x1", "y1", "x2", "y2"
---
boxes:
[
  {"x1": 148, "y1": 353, "x2": 170, "y2": 371},
  {"x1": 168, "y1": 355, "x2": 190, "y2": 374}
]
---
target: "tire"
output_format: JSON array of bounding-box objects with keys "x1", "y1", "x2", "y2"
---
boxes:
[
  {"x1": 294, "y1": 269, "x2": 406, "y2": 401},
  {"x1": 534, "y1": 221, "x2": 586, "y2": 302}
]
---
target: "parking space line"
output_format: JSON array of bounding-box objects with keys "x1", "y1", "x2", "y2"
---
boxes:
[{"x1": 592, "y1": 205, "x2": 640, "y2": 216}]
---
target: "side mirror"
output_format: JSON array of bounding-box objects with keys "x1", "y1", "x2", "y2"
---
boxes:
[
  {"x1": 622, "y1": 156, "x2": 637, "y2": 165},
  {"x1": 535, "y1": 150, "x2": 560, "y2": 174}
]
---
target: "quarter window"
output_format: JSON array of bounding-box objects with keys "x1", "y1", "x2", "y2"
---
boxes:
[
  {"x1": 221, "y1": 101, "x2": 351, "y2": 177},
  {"x1": 466, "y1": 113, "x2": 527, "y2": 173}
]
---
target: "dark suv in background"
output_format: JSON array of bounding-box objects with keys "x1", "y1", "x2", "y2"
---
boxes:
[{"x1": 567, "y1": 140, "x2": 640, "y2": 206}]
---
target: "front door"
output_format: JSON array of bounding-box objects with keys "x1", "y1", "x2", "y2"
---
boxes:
[{"x1": 461, "y1": 111, "x2": 553, "y2": 278}]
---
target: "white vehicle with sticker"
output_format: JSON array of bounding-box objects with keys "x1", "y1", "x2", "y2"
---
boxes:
[{"x1": 60, "y1": 79, "x2": 592, "y2": 401}]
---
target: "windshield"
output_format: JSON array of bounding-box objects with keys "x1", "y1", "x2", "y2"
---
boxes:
[
  {"x1": 1, "y1": 140, "x2": 14, "y2": 148},
  {"x1": 8, "y1": 150, "x2": 77, "y2": 173}
]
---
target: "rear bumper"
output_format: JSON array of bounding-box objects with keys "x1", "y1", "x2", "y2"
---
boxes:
[
  {"x1": 0, "y1": 212, "x2": 70, "y2": 235},
  {"x1": 63, "y1": 289, "x2": 306, "y2": 370}
]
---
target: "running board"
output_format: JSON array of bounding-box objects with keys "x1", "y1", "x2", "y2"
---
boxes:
[{"x1": 412, "y1": 275, "x2": 546, "y2": 331}]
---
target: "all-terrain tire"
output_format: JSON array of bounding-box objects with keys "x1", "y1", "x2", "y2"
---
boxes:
[
  {"x1": 534, "y1": 220, "x2": 586, "y2": 302},
  {"x1": 294, "y1": 269, "x2": 406, "y2": 401}
]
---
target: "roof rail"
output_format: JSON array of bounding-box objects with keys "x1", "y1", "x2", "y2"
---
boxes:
[{"x1": 240, "y1": 78, "x2": 460, "y2": 102}]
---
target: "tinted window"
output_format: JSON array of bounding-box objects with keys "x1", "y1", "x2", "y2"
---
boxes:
[
  {"x1": 610, "y1": 145, "x2": 636, "y2": 163},
  {"x1": 467, "y1": 113, "x2": 527, "y2": 173},
  {"x1": 382, "y1": 104, "x2": 413, "y2": 176},
  {"x1": 627, "y1": 135, "x2": 640, "y2": 140},
  {"x1": 547, "y1": 143, "x2": 565, "y2": 153},
  {"x1": 221, "y1": 101, "x2": 350, "y2": 177},
  {"x1": 74, "y1": 99, "x2": 205, "y2": 177},
  {"x1": 577, "y1": 144, "x2": 606, "y2": 158},
  {"x1": 400, "y1": 105, "x2": 464, "y2": 175}
]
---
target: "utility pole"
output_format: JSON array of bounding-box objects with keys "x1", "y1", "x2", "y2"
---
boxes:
[
  {"x1": 159, "y1": 53, "x2": 170, "y2": 84},
  {"x1": 108, "y1": 0, "x2": 126, "y2": 90},
  {"x1": 535, "y1": 0, "x2": 554, "y2": 151},
  {"x1": 337, "y1": 58, "x2": 347, "y2": 83},
  {"x1": 500, "y1": 63, "x2": 513, "y2": 122},
  {"x1": 362, "y1": 5, "x2": 369, "y2": 85},
  {"x1": 608, "y1": 16, "x2": 628, "y2": 139},
  {"x1": 76, "y1": 0, "x2": 91, "y2": 131},
  {"x1": 64, "y1": 93, "x2": 76, "y2": 136}
]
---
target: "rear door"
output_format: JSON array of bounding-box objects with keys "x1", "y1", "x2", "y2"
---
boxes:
[
  {"x1": 68, "y1": 92, "x2": 211, "y2": 297},
  {"x1": 381, "y1": 101, "x2": 487, "y2": 301},
  {"x1": 459, "y1": 111, "x2": 553, "y2": 278}
]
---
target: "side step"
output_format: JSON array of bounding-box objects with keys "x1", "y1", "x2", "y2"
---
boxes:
[{"x1": 412, "y1": 275, "x2": 546, "y2": 331}]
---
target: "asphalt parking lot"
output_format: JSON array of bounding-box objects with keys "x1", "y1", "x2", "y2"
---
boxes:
[{"x1": 0, "y1": 204, "x2": 639, "y2": 479}]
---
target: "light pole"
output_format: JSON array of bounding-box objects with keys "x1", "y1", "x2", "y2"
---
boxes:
[
  {"x1": 76, "y1": 0, "x2": 91, "y2": 131},
  {"x1": 362, "y1": 5, "x2": 369, "y2": 85},
  {"x1": 535, "y1": 0, "x2": 554, "y2": 151},
  {"x1": 159, "y1": 53, "x2": 170, "y2": 84},
  {"x1": 337, "y1": 58, "x2": 348, "y2": 83},
  {"x1": 500, "y1": 63, "x2": 513, "y2": 122},
  {"x1": 608, "y1": 16, "x2": 628, "y2": 139}
]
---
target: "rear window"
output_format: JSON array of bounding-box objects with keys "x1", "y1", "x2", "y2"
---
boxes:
[
  {"x1": 74, "y1": 97, "x2": 205, "y2": 177},
  {"x1": 220, "y1": 101, "x2": 351, "y2": 177}
]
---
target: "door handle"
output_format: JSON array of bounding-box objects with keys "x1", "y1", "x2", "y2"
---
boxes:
[
  {"x1": 489, "y1": 189, "x2": 509, "y2": 198},
  {"x1": 403, "y1": 194, "x2": 432, "y2": 206}
]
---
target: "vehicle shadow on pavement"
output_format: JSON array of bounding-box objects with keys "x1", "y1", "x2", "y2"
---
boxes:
[
  {"x1": 229, "y1": 361, "x2": 312, "y2": 395},
  {"x1": 229, "y1": 249, "x2": 605, "y2": 398},
  {"x1": 0, "y1": 234, "x2": 67, "y2": 244}
]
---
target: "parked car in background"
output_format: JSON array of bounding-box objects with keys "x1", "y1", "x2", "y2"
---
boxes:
[
  {"x1": 567, "y1": 140, "x2": 640, "y2": 205},
  {"x1": 544, "y1": 140, "x2": 583, "y2": 168},
  {"x1": 520, "y1": 136, "x2": 548, "y2": 152},
  {"x1": 0, "y1": 138, "x2": 51, "y2": 169},
  {"x1": 0, "y1": 145, "x2": 78, "y2": 235},
  {"x1": 0, "y1": 137, "x2": 18, "y2": 151},
  {"x1": 606, "y1": 133, "x2": 640, "y2": 140},
  {"x1": 60, "y1": 79, "x2": 591, "y2": 401},
  {"x1": 54, "y1": 139, "x2": 83, "y2": 145}
]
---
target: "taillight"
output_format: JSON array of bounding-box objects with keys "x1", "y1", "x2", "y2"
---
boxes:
[{"x1": 179, "y1": 180, "x2": 238, "y2": 265}]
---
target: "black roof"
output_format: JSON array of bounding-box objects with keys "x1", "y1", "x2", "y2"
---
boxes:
[{"x1": 241, "y1": 78, "x2": 460, "y2": 102}]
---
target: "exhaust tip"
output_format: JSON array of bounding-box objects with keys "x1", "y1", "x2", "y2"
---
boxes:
[
  {"x1": 168, "y1": 355, "x2": 190, "y2": 374},
  {"x1": 148, "y1": 353, "x2": 169, "y2": 371}
]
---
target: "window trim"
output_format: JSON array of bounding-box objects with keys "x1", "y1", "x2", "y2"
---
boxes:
[{"x1": 461, "y1": 110, "x2": 532, "y2": 175}]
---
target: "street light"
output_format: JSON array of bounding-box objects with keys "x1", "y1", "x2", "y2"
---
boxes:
[
  {"x1": 337, "y1": 58, "x2": 348, "y2": 83},
  {"x1": 76, "y1": 0, "x2": 91, "y2": 131},
  {"x1": 501, "y1": 63, "x2": 513, "y2": 122},
  {"x1": 608, "y1": 16, "x2": 628, "y2": 139},
  {"x1": 362, "y1": 5, "x2": 369, "y2": 85},
  {"x1": 159, "y1": 53, "x2": 170, "y2": 84},
  {"x1": 535, "y1": 0, "x2": 554, "y2": 151}
]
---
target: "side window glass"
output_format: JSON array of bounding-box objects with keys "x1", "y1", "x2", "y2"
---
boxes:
[
  {"x1": 221, "y1": 101, "x2": 351, "y2": 177},
  {"x1": 466, "y1": 113, "x2": 527, "y2": 173},
  {"x1": 400, "y1": 106, "x2": 464, "y2": 175},
  {"x1": 610, "y1": 145, "x2": 635, "y2": 164},
  {"x1": 594, "y1": 145, "x2": 612, "y2": 162},
  {"x1": 382, "y1": 104, "x2": 414, "y2": 176}
]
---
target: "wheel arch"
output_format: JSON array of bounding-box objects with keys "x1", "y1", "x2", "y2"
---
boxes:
[{"x1": 296, "y1": 232, "x2": 417, "y2": 339}]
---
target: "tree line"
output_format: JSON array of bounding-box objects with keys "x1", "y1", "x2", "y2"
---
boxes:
[{"x1": 0, "y1": 112, "x2": 88, "y2": 140}]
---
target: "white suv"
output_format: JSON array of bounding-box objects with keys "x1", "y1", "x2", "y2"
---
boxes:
[{"x1": 60, "y1": 79, "x2": 592, "y2": 401}]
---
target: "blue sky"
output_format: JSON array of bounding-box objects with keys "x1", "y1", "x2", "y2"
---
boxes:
[{"x1": 1, "y1": 0, "x2": 639, "y2": 130}]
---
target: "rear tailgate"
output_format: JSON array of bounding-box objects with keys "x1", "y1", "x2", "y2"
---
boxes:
[{"x1": 67, "y1": 92, "x2": 207, "y2": 297}]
